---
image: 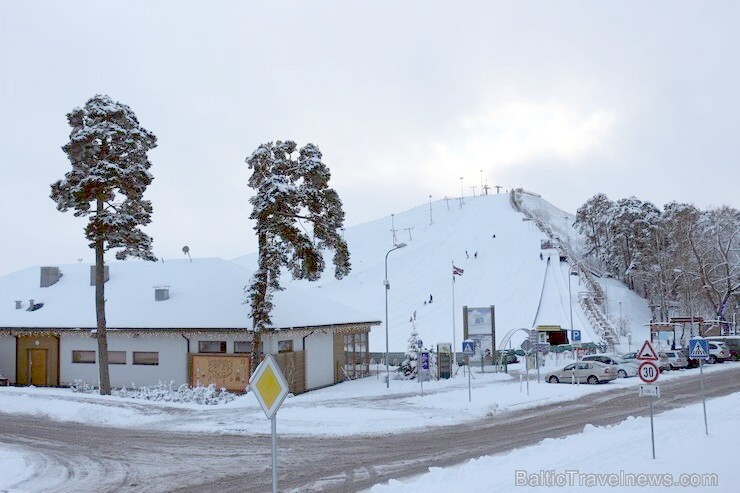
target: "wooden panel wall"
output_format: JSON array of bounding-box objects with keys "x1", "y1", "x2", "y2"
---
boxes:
[{"x1": 275, "y1": 351, "x2": 306, "y2": 394}]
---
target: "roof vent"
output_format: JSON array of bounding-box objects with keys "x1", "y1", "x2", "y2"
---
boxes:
[
  {"x1": 15, "y1": 300, "x2": 22, "y2": 310},
  {"x1": 27, "y1": 299, "x2": 44, "y2": 311},
  {"x1": 40, "y1": 266, "x2": 62, "y2": 287},
  {"x1": 90, "y1": 265, "x2": 110, "y2": 286},
  {"x1": 154, "y1": 286, "x2": 170, "y2": 302}
]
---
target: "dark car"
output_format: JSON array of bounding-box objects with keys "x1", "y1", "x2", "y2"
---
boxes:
[{"x1": 679, "y1": 348, "x2": 700, "y2": 368}]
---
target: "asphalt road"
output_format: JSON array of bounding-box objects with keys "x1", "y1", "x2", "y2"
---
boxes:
[{"x1": 2, "y1": 366, "x2": 739, "y2": 492}]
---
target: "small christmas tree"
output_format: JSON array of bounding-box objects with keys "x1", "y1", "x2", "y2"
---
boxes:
[{"x1": 399, "y1": 323, "x2": 422, "y2": 379}]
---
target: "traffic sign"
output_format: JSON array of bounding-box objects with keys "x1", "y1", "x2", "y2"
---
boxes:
[
  {"x1": 638, "y1": 361, "x2": 660, "y2": 383},
  {"x1": 420, "y1": 351, "x2": 430, "y2": 372},
  {"x1": 636, "y1": 340, "x2": 659, "y2": 361},
  {"x1": 572, "y1": 329, "x2": 582, "y2": 342},
  {"x1": 462, "y1": 339, "x2": 475, "y2": 356},
  {"x1": 639, "y1": 384, "x2": 660, "y2": 397},
  {"x1": 251, "y1": 354, "x2": 290, "y2": 419},
  {"x1": 689, "y1": 338, "x2": 709, "y2": 360}
]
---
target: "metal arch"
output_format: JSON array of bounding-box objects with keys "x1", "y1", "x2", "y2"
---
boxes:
[{"x1": 497, "y1": 327, "x2": 533, "y2": 352}]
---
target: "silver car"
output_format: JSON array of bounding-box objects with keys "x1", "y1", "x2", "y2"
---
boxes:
[
  {"x1": 663, "y1": 350, "x2": 688, "y2": 369},
  {"x1": 581, "y1": 354, "x2": 639, "y2": 378},
  {"x1": 545, "y1": 361, "x2": 618, "y2": 384}
]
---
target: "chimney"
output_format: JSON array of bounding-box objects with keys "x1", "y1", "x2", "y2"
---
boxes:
[
  {"x1": 90, "y1": 265, "x2": 110, "y2": 286},
  {"x1": 15, "y1": 300, "x2": 22, "y2": 310},
  {"x1": 40, "y1": 266, "x2": 62, "y2": 287},
  {"x1": 154, "y1": 286, "x2": 170, "y2": 301}
]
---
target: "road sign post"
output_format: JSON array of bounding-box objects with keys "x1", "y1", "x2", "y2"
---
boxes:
[
  {"x1": 636, "y1": 341, "x2": 660, "y2": 459},
  {"x1": 463, "y1": 340, "x2": 474, "y2": 402},
  {"x1": 251, "y1": 354, "x2": 290, "y2": 493},
  {"x1": 689, "y1": 337, "x2": 710, "y2": 435}
]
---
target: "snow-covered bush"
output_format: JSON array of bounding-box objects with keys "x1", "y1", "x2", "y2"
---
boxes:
[{"x1": 70, "y1": 380, "x2": 238, "y2": 405}]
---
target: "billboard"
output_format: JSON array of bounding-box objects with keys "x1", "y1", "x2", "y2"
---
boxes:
[{"x1": 463, "y1": 306, "x2": 496, "y2": 355}]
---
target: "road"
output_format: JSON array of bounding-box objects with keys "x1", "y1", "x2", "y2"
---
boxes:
[{"x1": 2, "y1": 366, "x2": 739, "y2": 492}]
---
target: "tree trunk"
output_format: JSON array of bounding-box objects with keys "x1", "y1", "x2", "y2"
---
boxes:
[
  {"x1": 96, "y1": 199, "x2": 111, "y2": 395},
  {"x1": 250, "y1": 231, "x2": 268, "y2": 376}
]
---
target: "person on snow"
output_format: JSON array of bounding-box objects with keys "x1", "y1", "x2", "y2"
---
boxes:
[{"x1": 429, "y1": 294, "x2": 433, "y2": 304}]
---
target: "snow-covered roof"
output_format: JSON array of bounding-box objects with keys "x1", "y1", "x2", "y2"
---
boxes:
[{"x1": 0, "y1": 258, "x2": 379, "y2": 330}]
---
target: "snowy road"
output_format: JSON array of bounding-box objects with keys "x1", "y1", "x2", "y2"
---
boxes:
[{"x1": 2, "y1": 366, "x2": 740, "y2": 492}]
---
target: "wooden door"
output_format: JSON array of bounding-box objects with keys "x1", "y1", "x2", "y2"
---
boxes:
[{"x1": 28, "y1": 349, "x2": 48, "y2": 386}]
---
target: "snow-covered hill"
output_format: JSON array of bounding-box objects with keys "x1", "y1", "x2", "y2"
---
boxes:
[{"x1": 234, "y1": 193, "x2": 651, "y2": 353}]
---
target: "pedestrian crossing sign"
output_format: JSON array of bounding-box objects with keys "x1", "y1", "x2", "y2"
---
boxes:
[{"x1": 689, "y1": 338, "x2": 709, "y2": 360}]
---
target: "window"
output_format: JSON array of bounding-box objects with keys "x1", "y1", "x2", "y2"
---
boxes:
[
  {"x1": 234, "y1": 341, "x2": 253, "y2": 354},
  {"x1": 109, "y1": 351, "x2": 126, "y2": 365},
  {"x1": 72, "y1": 350, "x2": 95, "y2": 364},
  {"x1": 278, "y1": 340, "x2": 293, "y2": 353},
  {"x1": 198, "y1": 341, "x2": 226, "y2": 353},
  {"x1": 343, "y1": 332, "x2": 369, "y2": 379},
  {"x1": 133, "y1": 352, "x2": 159, "y2": 365}
]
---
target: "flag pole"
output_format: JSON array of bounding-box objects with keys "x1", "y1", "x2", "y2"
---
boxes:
[{"x1": 452, "y1": 261, "x2": 457, "y2": 367}]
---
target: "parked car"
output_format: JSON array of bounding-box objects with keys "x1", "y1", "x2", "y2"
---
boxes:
[
  {"x1": 706, "y1": 336, "x2": 740, "y2": 361},
  {"x1": 663, "y1": 350, "x2": 688, "y2": 369},
  {"x1": 495, "y1": 350, "x2": 519, "y2": 364},
  {"x1": 545, "y1": 361, "x2": 617, "y2": 384},
  {"x1": 678, "y1": 347, "x2": 700, "y2": 368},
  {"x1": 707, "y1": 341, "x2": 731, "y2": 364},
  {"x1": 581, "y1": 354, "x2": 638, "y2": 378},
  {"x1": 622, "y1": 351, "x2": 670, "y2": 371}
]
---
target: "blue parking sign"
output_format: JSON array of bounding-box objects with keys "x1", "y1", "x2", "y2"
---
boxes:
[{"x1": 572, "y1": 330, "x2": 582, "y2": 342}]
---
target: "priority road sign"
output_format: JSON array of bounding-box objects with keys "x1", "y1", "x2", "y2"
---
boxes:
[
  {"x1": 638, "y1": 361, "x2": 660, "y2": 383},
  {"x1": 689, "y1": 338, "x2": 709, "y2": 360},
  {"x1": 572, "y1": 329, "x2": 582, "y2": 342},
  {"x1": 636, "y1": 340, "x2": 659, "y2": 361},
  {"x1": 462, "y1": 339, "x2": 475, "y2": 356},
  {"x1": 251, "y1": 354, "x2": 290, "y2": 419}
]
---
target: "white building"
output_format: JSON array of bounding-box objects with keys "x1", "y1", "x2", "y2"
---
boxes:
[{"x1": 0, "y1": 258, "x2": 378, "y2": 393}]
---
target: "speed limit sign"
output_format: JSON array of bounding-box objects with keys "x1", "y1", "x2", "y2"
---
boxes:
[{"x1": 638, "y1": 361, "x2": 659, "y2": 383}]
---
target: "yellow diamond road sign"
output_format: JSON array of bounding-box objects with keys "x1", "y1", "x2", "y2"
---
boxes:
[{"x1": 251, "y1": 354, "x2": 290, "y2": 419}]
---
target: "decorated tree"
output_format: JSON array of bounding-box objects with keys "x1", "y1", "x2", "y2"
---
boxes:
[
  {"x1": 246, "y1": 141, "x2": 350, "y2": 372},
  {"x1": 399, "y1": 324, "x2": 423, "y2": 379},
  {"x1": 50, "y1": 94, "x2": 157, "y2": 395}
]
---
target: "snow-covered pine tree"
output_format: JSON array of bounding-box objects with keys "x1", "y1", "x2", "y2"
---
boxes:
[
  {"x1": 50, "y1": 94, "x2": 157, "y2": 395},
  {"x1": 399, "y1": 324, "x2": 422, "y2": 379},
  {"x1": 246, "y1": 141, "x2": 350, "y2": 373}
]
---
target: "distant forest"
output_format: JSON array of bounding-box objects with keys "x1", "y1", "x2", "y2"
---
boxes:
[{"x1": 574, "y1": 194, "x2": 739, "y2": 327}]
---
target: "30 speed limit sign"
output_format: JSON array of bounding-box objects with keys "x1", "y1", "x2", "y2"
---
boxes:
[{"x1": 638, "y1": 361, "x2": 659, "y2": 383}]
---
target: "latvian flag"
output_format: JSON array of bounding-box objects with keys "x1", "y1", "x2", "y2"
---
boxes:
[{"x1": 453, "y1": 265, "x2": 464, "y2": 276}]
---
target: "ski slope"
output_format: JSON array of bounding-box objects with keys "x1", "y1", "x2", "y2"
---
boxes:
[{"x1": 234, "y1": 193, "x2": 649, "y2": 353}]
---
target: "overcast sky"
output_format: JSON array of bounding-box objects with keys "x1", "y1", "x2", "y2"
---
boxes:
[{"x1": 1, "y1": 1, "x2": 738, "y2": 276}]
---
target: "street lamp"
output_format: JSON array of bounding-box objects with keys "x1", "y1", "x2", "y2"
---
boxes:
[
  {"x1": 459, "y1": 177, "x2": 464, "y2": 208},
  {"x1": 385, "y1": 242, "x2": 407, "y2": 388},
  {"x1": 429, "y1": 195, "x2": 433, "y2": 225}
]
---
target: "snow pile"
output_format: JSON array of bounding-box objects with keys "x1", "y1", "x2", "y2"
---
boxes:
[
  {"x1": 371, "y1": 391, "x2": 740, "y2": 492},
  {"x1": 71, "y1": 380, "x2": 238, "y2": 405}
]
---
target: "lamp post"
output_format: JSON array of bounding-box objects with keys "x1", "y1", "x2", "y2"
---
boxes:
[
  {"x1": 459, "y1": 177, "x2": 464, "y2": 208},
  {"x1": 385, "y1": 242, "x2": 407, "y2": 388}
]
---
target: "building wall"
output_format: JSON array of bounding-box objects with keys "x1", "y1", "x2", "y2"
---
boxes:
[
  {"x1": 60, "y1": 333, "x2": 188, "y2": 388},
  {"x1": 0, "y1": 335, "x2": 16, "y2": 383},
  {"x1": 186, "y1": 333, "x2": 253, "y2": 354},
  {"x1": 305, "y1": 331, "x2": 334, "y2": 390}
]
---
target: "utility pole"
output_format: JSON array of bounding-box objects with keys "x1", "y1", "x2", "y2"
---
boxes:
[
  {"x1": 404, "y1": 227, "x2": 414, "y2": 241},
  {"x1": 444, "y1": 196, "x2": 450, "y2": 211},
  {"x1": 495, "y1": 185, "x2": 503, "y2": 194},
  {"x1": 470, "y1": 185, "x2": 476, "y2": 197},
  {"x1": 429, "y1": 195, "x2": 433, "y2": 225},
  {"x1": 391, "y1": 213, "x2": 398, "y2": 246},
  {"x1": 479, "y1": 169, "x2": 483, "y2": 192},
  {"x1": 483, "y1": 182, "x2": 491, "y2": 195},
  {"x1": 459, "y1": 177, "x2": 464, "y2": 208}
]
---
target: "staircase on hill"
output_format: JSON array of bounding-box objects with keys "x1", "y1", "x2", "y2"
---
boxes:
[{"x1": 510, "y1": 188, "x2": 619, "y2": 350}]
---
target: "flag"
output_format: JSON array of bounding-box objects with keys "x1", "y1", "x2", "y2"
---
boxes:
[{"x1": 453, "y1": 265, "x2": 464, "y2": 276}]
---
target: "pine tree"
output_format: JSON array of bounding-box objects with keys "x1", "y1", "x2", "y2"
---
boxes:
[
  {"x1": 399, "y1": 324, "x2": 422, "y2": 379},
  {"x1": 50, "y1": 94, "x2": 157, "y2": 395},
  {"x1": 246, "y1": 141, "x2": 350, "y2": 372}
]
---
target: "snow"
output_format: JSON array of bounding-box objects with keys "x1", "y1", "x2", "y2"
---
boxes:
[
  {"x1": 370, "y1": 392, "x2": 738, "y2": 492},
  {"x1": 0, "y1": 257, "x2": 377, "y2": 329},
  {"x1": 234, "y1": 193, "x2": 653, "y2": 352},
  {"x1": 1, "y1": 362, "x2": 738, "y2": 491}
]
